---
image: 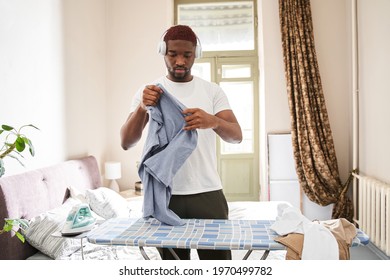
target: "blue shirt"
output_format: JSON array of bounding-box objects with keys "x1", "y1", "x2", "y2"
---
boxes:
[{"x1": 138, "y1": 84, "x2": 198, "y2": 226}]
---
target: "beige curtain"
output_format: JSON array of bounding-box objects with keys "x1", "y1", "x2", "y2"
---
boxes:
[{"x1": 278, "y1": 0, "x2": 353, "y2": 221}]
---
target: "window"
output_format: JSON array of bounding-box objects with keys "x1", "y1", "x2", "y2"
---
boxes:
[
  {"x1": 175, "y1": 0, "x2": 259, "y2": 201},
  {"x1": 177, "y1": 1, "x2": 255, "y2": 51}
]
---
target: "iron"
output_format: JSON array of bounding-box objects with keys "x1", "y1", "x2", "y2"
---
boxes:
[{"x1": 61, "y1": 203, "x2": 96, "y2": 236}]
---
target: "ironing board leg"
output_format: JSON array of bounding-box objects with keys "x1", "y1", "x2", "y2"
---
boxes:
[
  {"x1": 243, "y1": 249, "x2": 271, "y2": 260},
  {"x1": 168, "y1": 248, "x2": 181, "y2": 260},
  {"x1": 242, "y1": 250, "x2": 253, "y2": 260},
  {"x1": 139, "y1": 247, "x2": 180, "y2": 260},
  {"x1": 260, "y1": 250, "x2": 270, "y2": 260},
  {"x1": 81, "y1": 238, "x2": 84, "y2": 260},
  {"x1": 139, "y1": 247, "x2": 181, "y2": 260},
  {"x1": 139, "y1": 247, "x2": 150, "y2": 260}
]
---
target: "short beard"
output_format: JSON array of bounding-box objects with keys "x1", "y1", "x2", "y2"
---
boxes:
[{"x1": 167, "y1": 67, "x2": 191, "y2": 82}]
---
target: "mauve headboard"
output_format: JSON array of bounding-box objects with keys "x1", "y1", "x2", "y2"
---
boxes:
[{"x1": 0, "y1": 155, "x2": 102, "y2": 260}]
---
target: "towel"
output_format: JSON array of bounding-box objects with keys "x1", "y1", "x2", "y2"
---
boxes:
[
  {"x1": 138, "y1": 84, "x2": 198, "y2": 226},
  {"x1": 271, "y1": 204, "x2": 339, "y2": 260}
]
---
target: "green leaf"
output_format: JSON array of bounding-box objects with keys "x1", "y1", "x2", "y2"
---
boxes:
[
  {"x1": 1, "y1": 124, "x2": 39, "y2": 173},
  {"x1": 15, "y1": 137, "x2": 26, "y2": 152},
  {"x1": 29, "y1": 144, "x2": 35, "y2": 156},
  {"x1": 15, "y1": 232, "x2": 25, "y2": 243},
  {"x1": 19, "y1": 124, "x2": 39, "y2": 132},
  {"x1": 22, "y1": 137, "x2": 35, "y2": 156},
  {"x1": 5, "y1": 219, "x2": 15, "y2": 225},
  {"x1": 3, "y1": 222, "x2": 13, "y2": 232},
  {"x1": 0, "y1": 159, "x2": 4, "y2": 177},
  {"x1": 22, "y1": 137, "x2": 30, "y2": 144},
  {"x1": 1, "y1": 219, "x2": 27, "y2": 242},
  {"x1": 1, "y1": 125, "x2": 14, "y2": 131},
  {"x1": 27, "y1": 124, "x2": 39, "y2": 130}
]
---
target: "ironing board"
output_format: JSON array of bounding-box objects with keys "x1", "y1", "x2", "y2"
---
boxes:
[{"x1": 87, "y1": 218, "x2": 370, "y2": 260}]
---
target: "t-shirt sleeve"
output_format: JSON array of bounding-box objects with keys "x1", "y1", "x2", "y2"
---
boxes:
[
  {"x1": 213, "y1": 85, "x2": 232, "y2": 114},
  {"x1": 129, "y1": 86, "x2": 144, "y2": 113}
]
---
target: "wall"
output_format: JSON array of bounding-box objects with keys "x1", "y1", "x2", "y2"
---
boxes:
[
  {"x1": 357, "y1": 0, "x2": 390, "y2": 182},
  {"x1": 0, "y1": 0, "x2": 106, "y2": 177},
  {"x1": 258, "y1": 0, "x2": 290, "y2": 200},
  {"x1": 62, "y1": 0, "x2": 107, "y2": 172},
  {"x1": 0, "y1": 0, "x2": 66, "y2": 172},
  {"x1": 105, "y1": 0, "x2": 172, "y2": 189}
]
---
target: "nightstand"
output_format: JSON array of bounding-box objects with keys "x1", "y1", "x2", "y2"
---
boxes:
[{"x1": 120, "y1": 189, "x2": 143, "y2": 202}]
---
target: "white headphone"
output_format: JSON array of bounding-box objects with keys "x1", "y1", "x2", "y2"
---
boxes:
[{"x1": 157, "y1": 32, "x2": 202, "y2": 58}]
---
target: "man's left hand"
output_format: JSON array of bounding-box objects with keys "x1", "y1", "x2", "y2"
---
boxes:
[{"x1": 182, "y1": 108, "x2": 217, "y2": 131}]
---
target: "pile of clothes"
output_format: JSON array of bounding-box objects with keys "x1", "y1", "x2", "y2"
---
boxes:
[{"x1": 271, "y1": 204, "x2": 357, "y2": 260}]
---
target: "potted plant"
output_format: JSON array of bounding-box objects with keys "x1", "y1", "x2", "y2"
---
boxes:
[
  {"x1": 0, "y1": 219, "x2": 29, "y2": 242},
  {"x1": 0, "y1": 124, "x2": 39, "y2": 177},
  {"x1": 0, "y1": 123, "x2": 39, "y2": 242}
]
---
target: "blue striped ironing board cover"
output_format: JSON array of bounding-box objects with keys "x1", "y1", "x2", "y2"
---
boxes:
[{"x1": 87, "y1": 218, "x2": 369, "y2": 251}]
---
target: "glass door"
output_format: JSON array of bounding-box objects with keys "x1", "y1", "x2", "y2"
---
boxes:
[
  {"x1": 177, "y1": 0, "x2": 259, "y2": 201},
  {"x1": 192, "y1": 58, "x2": 259, "y2": 201}
]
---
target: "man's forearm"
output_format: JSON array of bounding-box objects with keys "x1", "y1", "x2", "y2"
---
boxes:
[
  {"x1": 120, "y1": 105, "x2": 149, "y2": 150},
  {"x1": 213, "y1": 118, "x2": 242, "y2": 144},
  {"x1": 212, "y1": 110, "x2": 243, "y2": 144}
]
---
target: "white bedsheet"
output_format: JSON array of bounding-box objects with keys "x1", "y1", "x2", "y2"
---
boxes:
[{"x1": 228, "y1": 201, "x2": 291, "y2": 220}]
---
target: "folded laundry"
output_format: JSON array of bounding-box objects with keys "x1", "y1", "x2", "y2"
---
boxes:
[{"x1": 138, "y1": 84, "x2": 198, "y2": 226}]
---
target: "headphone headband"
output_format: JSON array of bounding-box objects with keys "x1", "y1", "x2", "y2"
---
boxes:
[{"x1": 157, "y1": 31, "x2": 202, "y2": 58}]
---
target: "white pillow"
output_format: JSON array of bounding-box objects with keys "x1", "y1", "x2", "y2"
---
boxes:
[
  {"x1": 128, "y1": 200, "x2": 144, "y2": 219},
  {"x1": 68, "y1": 186, "x2": 105, "y2": 222},
  {"x1": 24, "y1": 198, "x2": 82, "y2": 259},
  {"x1": 68, "y1": 185, "x2": 88, "y2": 203},
  {"x1": 85, "y1": 187, "x2": 130, "y2": 219}
]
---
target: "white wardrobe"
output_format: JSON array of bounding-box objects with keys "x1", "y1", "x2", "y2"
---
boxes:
[{"x1": 268, "y1": 133, "x2": 333, "y2": 221}]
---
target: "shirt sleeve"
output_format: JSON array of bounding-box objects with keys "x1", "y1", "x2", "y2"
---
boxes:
[
  {"x1": 213, "y1": 84, "x2": 232, "y2": 115},
  {"x1": 129, "y1": 86, "x2": 144, "y2": 113}
]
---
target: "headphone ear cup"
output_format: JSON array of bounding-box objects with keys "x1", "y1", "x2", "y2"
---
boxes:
[{"x1": 157, "y1": 41, "x2": 166, "y2": 56}]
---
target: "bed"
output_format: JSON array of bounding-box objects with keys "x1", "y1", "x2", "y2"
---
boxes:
[
  {"x1": 0, "y1": 155, "x2": 291, "y2": 260},
  {"x1": 0, "y1": 156, "x2": 101, "y2": 260}
]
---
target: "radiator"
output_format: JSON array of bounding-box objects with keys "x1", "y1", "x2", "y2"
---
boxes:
[{"x1": 353, "y1": 173, "x2": 390, "y2": 256}]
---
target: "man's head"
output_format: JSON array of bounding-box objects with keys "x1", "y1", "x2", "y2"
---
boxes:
[
  {"x1": 158, "y1": 25, "x2": 201, "y2": 57},
  {"x1": 159, "y1": 25, "x2": 201, "y2": 82},
  {"x1": 164, "y1": 25, "x2": 197, "y2": 45}
]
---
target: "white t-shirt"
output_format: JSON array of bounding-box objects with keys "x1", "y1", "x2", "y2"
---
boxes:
[{"x1": 130, "y1": 76, "x2": 232, "y2": 195}]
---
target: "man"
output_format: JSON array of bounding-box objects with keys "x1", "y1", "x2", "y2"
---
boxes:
[{"x1": 120, "y1": 25, "x2": 242, "y2": 260}]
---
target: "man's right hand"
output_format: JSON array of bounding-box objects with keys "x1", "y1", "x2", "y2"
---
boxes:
[{"x1": 141, "y1": 85, "x2": 163, "y2": 109}]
